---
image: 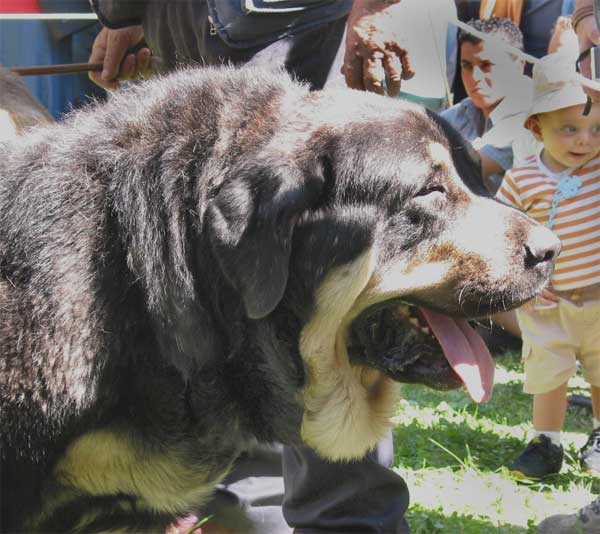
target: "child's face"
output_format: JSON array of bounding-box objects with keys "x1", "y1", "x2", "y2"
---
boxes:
[{"x1": 530, "y1": 104, "x2": 600, "y2": 172}]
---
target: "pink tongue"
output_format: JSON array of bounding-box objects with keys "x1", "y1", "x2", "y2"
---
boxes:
[{"x1": 419, "y1": 308, "x2": 495, "y2": 403}]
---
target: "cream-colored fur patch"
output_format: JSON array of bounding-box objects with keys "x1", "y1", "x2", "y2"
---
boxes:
[
  {"x1": 441, "y1": 198, "x2": 523, "y2": 281},
  {"x1": 300, "y1": 248, "x2": 400, "y2": 461},
  {"x1": 356, "y1": 260, "x2": 453, "y2": 312},
  {"x1": 428, "y1": 142, "x2": 453, "y2": 169},
  {"x1": 53, "y1": 429, "x2": 224, "y2": 517}
]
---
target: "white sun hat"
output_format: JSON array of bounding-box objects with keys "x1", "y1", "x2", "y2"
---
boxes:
[{"x1": 524, "y1": 52, "x2": 588, "y2": 127}]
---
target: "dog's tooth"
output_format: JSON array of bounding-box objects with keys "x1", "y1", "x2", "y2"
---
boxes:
[
  {"x1": 369, "y1": 322, "x2": 378, "y2": 341},
  {"x1": 381, "y1": 326, "x2": 393, "y2": 347}
]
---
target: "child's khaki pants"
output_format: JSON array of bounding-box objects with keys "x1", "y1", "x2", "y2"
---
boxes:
[{"x1": 517, "y1": 285, "x2": 600, "y2": 394}]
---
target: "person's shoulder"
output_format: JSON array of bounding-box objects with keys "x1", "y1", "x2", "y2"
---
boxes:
[
  {"x1": 442, "y1": 97, "x2": 476, "y2": 116},
  {"x1": 441, "y1": 98, "x2": 480, "y2": 131},
  {"x1": 505, "y1": 155, "x2": 544, "y2": 185},
  {"x1": 509, "y1": 155, "x2": 540, "y2": 174}
]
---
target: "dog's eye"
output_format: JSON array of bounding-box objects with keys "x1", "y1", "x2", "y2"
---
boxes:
[{"x1": 415, "y1": 185, "x2": 446, "y2": 197}]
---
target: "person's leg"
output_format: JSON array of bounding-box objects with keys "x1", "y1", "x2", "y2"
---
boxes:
[
  {"x1": 510, "y1": 381, "x2": 567, "y2": 479},
  {"x1": 538, "y1": 294, "x2": 600, "y2": 531},
  {"x1": 199, "y1": 443, "x2": 291, "y2": 534},
  {"x1": 282, "y1": 432, "x2": 410, "y2": 534},
  {"x1": 191, "y1": 435, "x2": 411, "y2": 534},
  {"x1": 578, "y1": 385, "x2": 600, "y2": 472},
  {"x1": 580, "y1": 296, "x2": 600, "y2": 423},
  {"x1": 510, "y1": 307, "x2": 573, "y2": 478},
  {"x1": 592, "y1": 386, "x2": 600, "y2": 420},
  {"x1": 575, "y1": 297, "x2": 600, "y2": 471},
  {"x1": 532, "y1": 381, "x2": 568, "y2": 432}
]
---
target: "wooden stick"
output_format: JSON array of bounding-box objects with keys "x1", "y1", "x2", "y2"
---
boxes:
[{"x1": 10, "y1": 63, "x2": 102, "y2": 76}]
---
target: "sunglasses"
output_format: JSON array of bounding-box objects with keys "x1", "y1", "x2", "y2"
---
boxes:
[
  {"x1": 576, "y1": 46, "x2": 600, "y2": 79},
  {"x1": 576, "y1": 47, "x2": 593, "y2": 75}
]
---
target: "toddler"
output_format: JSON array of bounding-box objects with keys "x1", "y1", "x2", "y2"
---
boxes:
[{"x1": 496, "y1": 53, "x2": 600, "y2": 479}]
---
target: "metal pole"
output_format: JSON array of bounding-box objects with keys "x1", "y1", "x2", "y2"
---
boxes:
[{"x1": 0, "y1": 13, "x2": 97, "y2": 20}]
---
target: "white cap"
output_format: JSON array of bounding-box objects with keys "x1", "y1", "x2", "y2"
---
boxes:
[{"x1": 524, "y1": 52, "x2": 588, "y2": 126}]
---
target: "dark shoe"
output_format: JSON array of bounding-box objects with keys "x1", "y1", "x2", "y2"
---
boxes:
[
  {"x1": 538, "y1": 495, "x2": 600, "y2": 533},
  {"x1": 579, "y1": 428, "x2": 600, "y2": 472},
  {"x1": 509, "y1": 435, "x2": 563, "y2": 480}
]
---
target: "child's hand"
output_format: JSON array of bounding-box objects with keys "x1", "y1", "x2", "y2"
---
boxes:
[{"x1": 524, "y1": 287, "x2": 560, "y2": 311}]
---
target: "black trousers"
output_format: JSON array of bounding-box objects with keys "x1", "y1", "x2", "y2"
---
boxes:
[{"x1": 205, "y1": 434, "x2": 409, "y2": 534}]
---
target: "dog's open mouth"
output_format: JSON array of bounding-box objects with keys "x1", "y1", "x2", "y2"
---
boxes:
[{"x1": 347, "y1": 299, "x2": 495, "y2": 403}]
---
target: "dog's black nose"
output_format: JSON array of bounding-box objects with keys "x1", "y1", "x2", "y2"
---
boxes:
[{"x1": 524, "y1": 225, "x2": 562, "y2": 269}]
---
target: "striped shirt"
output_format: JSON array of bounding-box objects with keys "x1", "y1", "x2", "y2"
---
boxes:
[{"x1": 496, "y1": 153, "x2": 600, "y2": 291}]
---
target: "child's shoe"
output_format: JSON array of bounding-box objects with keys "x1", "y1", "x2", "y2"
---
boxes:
[
  {"x1": 509, "y1": 434, "x2": 563, "y2": 479},
  {"x1": 579, "y1": 428, "x2": 600, "y2": 472},
  {"x1": 538, "y1": 495, "x2": 600, "y2": 533}
]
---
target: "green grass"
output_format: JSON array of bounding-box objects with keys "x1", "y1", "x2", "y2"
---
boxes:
[{"x1": 392, "y1": 349, "x2": 600, "y2": 533}]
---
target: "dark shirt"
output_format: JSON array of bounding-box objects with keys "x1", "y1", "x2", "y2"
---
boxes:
[
  {"x1": 520, "y1": 0, "x2": 563, "y2": 59},
  {"x1": 91, "y1": 0, "x2": 352, "y2": 49}
]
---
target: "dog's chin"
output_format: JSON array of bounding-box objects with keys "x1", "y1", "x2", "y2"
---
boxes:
[{"x1": 347, "y1": 300, "x2": 462, "y2": 391}]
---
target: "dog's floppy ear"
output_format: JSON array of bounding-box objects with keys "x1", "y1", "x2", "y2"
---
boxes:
[{"x1": 208, "y1": 159, "x2": 325, "y2": 319}]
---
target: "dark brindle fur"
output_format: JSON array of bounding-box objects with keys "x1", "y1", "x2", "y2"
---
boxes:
[{"x1": 0, "y1": 66, "x2": 559, "y2": 532}]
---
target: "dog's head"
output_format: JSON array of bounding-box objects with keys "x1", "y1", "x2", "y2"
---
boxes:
[{"x1": 203, "y1": 83, "x2": 559, "y2": 460}]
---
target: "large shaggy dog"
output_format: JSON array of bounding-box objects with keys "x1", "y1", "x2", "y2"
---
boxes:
[{"x1": 0, "y1": 66, "x2": 559, "y2": 533}]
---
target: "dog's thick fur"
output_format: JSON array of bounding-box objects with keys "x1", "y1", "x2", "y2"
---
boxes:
[{"x1": 0, "y1": 66, "x2": 559, "y2": 532}]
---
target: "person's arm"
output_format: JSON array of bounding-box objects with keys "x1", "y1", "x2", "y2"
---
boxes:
[
  {"x1": 480, "y1": 151, "x2": 504, "y2": 178},
  {"x1": 547, "y1": 15, "x2": 577, "y2": 55},
  {"x1": 90, "y1": 0, "x2": 146, "y2": 30},
  {"x1": 88, "y1": 1, "x2": 152, "y2": 89},
  {"x1": 88, "y1": 25, "x2": 151, "y2": 89},
  {"x1": 343, "y1": 0, "x2": 415, "y2": 96},
  {"x1": 574, "y1": 0, "x2": 600, "y2": 77}
]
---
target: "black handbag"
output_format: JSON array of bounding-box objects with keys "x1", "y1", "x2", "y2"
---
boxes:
[{"x1": 206, "y1": 0, "x2": 352, "y2": 48}]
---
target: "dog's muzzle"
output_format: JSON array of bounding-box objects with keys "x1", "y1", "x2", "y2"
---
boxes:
[{"x1": 347, "y1": 299, "x2": 495, "y2": 403}]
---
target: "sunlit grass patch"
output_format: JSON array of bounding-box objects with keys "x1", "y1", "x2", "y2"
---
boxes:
[{"x1": 393, "y1": 350, "x2": 600, "y2": 533}]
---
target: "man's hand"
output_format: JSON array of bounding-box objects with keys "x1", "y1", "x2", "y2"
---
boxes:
[
  {"x1": 574, "y1": 0, "x2": 600, "y2": 100},
  {"x1": 343, "y1": 0, "x2": 414, "y2": 96},
  {"x1": 576, "y1": 15, "x2": 600, "y2": 77},
  {"x1": 89, "y1": 26, "x2": 152, "y2": 90}
]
